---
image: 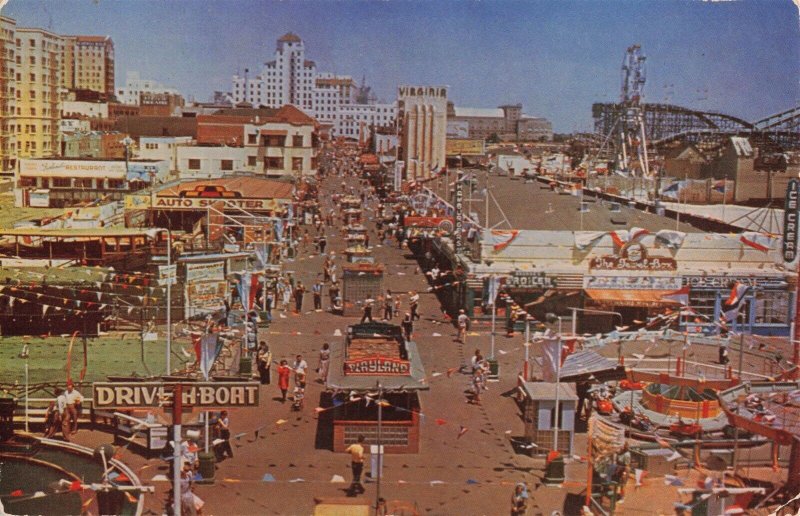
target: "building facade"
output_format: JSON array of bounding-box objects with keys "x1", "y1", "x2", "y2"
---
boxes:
[
  {"x1": 0, "y1": 16, "x2": 17, "y2": 173},
  {"x1": 397, "y1": 85, "x2": 448, "y2": 180},
  {"x1": 15, "y1": 27, "x2": 63, "y2": 160},
  {"x1": 69, "y1": 35, "x2": 114, "y2": 97},
  {"x1": 15, "y1": 157, "x2": 169, "y2": 207},
  {"x1": 0, "y1": 15, "x2": 115, "y2": 167},
  {"x1": 116, "y1": 71, "x2": 181, "y2": 106},
  {"x1": 231, "y1": 33, "x2": 396, "y2": 140},
  {"x1": 232, "y1": 33, "x2": 317, "y2": 111},
  {"x1": 447, "y1": 103, "x2": 552, "y2": 142}
]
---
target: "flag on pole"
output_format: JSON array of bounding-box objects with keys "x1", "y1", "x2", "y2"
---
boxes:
[
  {"x1": 489, "y1": 230, "x2": 519, "y2": 252},
  {"x1": 199, "y1": 334, "x2": 220, "y2": 379},
  {"x1": 661, "y1": 286, "x2": 690, "y2": 306},
  {"x1": 485, "y1": 275, "x2": 502, "y2": 306},
  {"x1": 536, "y1": 331, "x2": 561, "y2": 382},
  {"x1": 722, "y1": 282, "x2": 751, "y2": 324},
  {"x1": 739, "y1": 232, "x2": 776, "y2": 253}
]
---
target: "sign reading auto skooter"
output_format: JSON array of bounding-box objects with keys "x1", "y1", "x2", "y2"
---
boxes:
[
  {"x1": 93, "y1": 382, "x2": 259, "y2": 409},
  {"x1": 123, "y1": 195, "x2": 288, "y2": 211}
]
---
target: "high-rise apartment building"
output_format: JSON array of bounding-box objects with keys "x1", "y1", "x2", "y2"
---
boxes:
[
  {"x1": 68, "y1": 35, "x2": 114, "y2": 97},
  {"x1": 0, "y1": 16, "x2": 17, "y2": 172},
  {"x1": 0, "y1": 15, "x2": 116, "y2": 165},
  {"x1": 15, "y1": 27, "x2": 63, "y2": 159},
  {"x1": 231, "y1": 33, "x2": 396, "y2": 140}
]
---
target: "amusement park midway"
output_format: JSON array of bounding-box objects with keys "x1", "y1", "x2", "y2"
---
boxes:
[{"x1": 0, "y1": 5, "x2": 800, "y2": 515}]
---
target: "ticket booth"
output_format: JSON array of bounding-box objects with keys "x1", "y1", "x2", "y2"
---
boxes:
[
  {"x1": 520, "y1": 382, "x2": 578, "y2": 455},
  {"x1": 324, "y1": 323, "x2": 428, "y2": 454}
]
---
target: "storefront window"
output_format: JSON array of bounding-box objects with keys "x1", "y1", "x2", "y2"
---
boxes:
[
  {"x1": 755, "y1": 291, "x2": 789, "y2": 324},
  {"x1": 688, "y1": 291, "x2": 716, "y2": 320}
]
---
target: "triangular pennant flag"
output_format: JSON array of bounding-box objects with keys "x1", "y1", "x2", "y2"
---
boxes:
[
  {"x1": 96, "y1": 292, "x2": 102, "y2": 301},
  {"x1": 127, "y1": 306, "x2": 135, "y2": 315},
  {"x1": 457, "y1": 426, "x2": 468, "y2": 439},
  {"x1": 42, "y1": 304, "x2": 49, "y2": 315},
  {"x1": 99, "y1": 304, "x2": 107, "y2": 310},
  {"x1": 262, "y1": 473, "x2": 275, "y2": 482}
]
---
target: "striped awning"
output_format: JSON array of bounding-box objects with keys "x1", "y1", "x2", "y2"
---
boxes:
[{"x1": 585, "y1": 289, "x2": 680, "y2": 308}]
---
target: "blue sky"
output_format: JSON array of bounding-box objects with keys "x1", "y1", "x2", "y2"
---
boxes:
[{"x1": 3, "y1": 0, "x2": 798, "y2": 132}]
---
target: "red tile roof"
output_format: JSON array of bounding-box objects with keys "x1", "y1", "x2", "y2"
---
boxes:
[
  {"x1": 159, "y1": 177, "x2": 294, "y2": 200},
  {"x1": 278, "y1": 32, "x2": 302, "y2": 43}
]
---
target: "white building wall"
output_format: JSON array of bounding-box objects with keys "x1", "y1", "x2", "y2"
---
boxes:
[
  {"x1": 176, "y1": 146, "x2": 249, "y2": 179},
  {"x1": 116, "y1": 71, "x2": 180, "y2": 106}
]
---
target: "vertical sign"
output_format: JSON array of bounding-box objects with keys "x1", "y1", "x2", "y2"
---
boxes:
[
  {"x1": 394, "y1": 161, "x2": 404, "y2": 192},
  {"x1": 783, "y1": 179, "x2": 799, "y2": 262},
  {"x1": 454, "y1": 170, "x2": 464, "y2": 254}
]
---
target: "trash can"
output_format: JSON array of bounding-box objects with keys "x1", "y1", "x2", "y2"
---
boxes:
[
  {"x1": 197, "y1": 451, "x2": 216, "y2": 484},
  {"x1": 543, "y1": 453, "x2": 565, "y2": 486},
  {"x1": 369, "y1": 445, "x2": 384, "y2": 479},
  {"x1": 239, "y1": 357, "x2": 252, "y2": 376}
]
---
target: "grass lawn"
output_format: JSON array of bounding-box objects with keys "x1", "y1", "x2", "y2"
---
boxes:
[
  {"x1": 0, "y1": 266, "x2": 111, "y2": 284},
  {"x1": 0, "y1": 334, "x2": 190, "y2": 387},
  {"x1": 0, "y1": 193, "x2": 63, "y2": 229}
]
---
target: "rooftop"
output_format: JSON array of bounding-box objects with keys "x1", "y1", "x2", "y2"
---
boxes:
[
  {"x1": 278, "y1": 32, "x2": 302, "y2": 43},
  {"x1": 460, "y1": 171, "x2": 702, "y2": 233},
  {"x1": 158, "y1": 176, "x2": 295, "y2": 200},
  {"x1": 454, "y1": 107, "x2": 504, "y2": 119}
]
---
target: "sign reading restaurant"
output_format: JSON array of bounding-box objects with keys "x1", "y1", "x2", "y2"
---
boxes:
[
  {"x1": 93, "y1": 382, "x2": 259, "y2": 409},
  {"x1": 344, "y1": 357, "x2": 411, "y2": 376}
]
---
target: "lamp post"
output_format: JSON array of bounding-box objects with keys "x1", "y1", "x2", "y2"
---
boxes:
[
  {"x1": 546, "y1": 313, "x2": 563, "y2": 453},
  {"x1": 19, "y1": 344, "x2": 29, "y2": 432},
  {"x1": 375, "y1": 381, "x2": 383, "y2": 516},
  {"x1": 570, "y1": 307, "x2": 623, "y2": 359},
  {"x1": 159, "y1": 228, "x2": 173, "y2": 376}
]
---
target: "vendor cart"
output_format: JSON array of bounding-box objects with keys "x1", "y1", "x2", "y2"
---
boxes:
[
  {"x1": 342, "y1": 209, "x2": 362, "y2": 225},
  {"x1": 342, "y1": 263, "x2": 384, "y2": 315},
  {"x1": 345, "y1": 245, "x2": 373, "y2": 263}
]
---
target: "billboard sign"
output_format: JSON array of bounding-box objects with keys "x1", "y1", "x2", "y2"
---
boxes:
[
  {"x1": 93, "y1": 381, "x2": 259, "y2": 409},
  {"x1": 783, "y1": 179, "x2": 799, "y2": 262}
]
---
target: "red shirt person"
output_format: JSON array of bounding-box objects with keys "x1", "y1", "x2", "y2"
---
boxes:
[{"x1": 277, "y1": 360, "x2": 292, "y2": 402}]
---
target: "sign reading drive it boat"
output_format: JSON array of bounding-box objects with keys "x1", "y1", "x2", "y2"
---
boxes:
[{"x1": 93, "y1": 382, "x2": 259, "y2": 409}]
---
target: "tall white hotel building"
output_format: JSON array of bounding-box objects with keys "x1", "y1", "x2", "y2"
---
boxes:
[{"x1": 231, "y1": 33, "x2": 396, "y2": 140}]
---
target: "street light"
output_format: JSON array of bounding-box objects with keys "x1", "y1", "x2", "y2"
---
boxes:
[
  {"x1": 18, "y1": 344, "x2": 29, "y2": 432},
  {"x1": 156, "y1": 228, "x2": 173, "y2": 376},
  {"x1": 545, "y1": 313, "x2": 563, "y2": 454},
  {"x1": 569, "y1": 307, "x2": 623, "y2": 360}
]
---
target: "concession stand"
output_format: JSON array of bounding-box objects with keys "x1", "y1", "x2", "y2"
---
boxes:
[
  {"x1": 324, "y1": 323, "x2": 427, "y2": 453},
  {"x1": 342, "y1": 263, "x2": 384, "y2": 314}
]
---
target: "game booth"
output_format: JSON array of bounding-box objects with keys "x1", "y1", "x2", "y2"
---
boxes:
[{"x1": 323, "y1": 323, "x2": 427, "y2": 454}]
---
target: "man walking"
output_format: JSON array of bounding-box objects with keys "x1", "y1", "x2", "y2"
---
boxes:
[
  {"x1": 401, "y1": 312, "x2": 414, "y2": 342},
  {"x1": 345, "y1": 435, "x2": 366, "y2": 495},
  {"x1": 62, "y1": 380, "x2": 82, "y2": 440},
  {"x1": 383, "y1": 290, "x2": 394, "y2": 321},
  {"x1": 294, "y1": 281, "x2": 306, "y2": 313},
  {"x1": 312, "y1": 280, "x2": 323, "y2": 311},
  {"x1": 409, "y1": 291, "x2": 420, "y2": 321},
  {"x1": 456, "y1": 309, "x2": 469, "y2": 343},
  {"x1": 361, "y1": 299, "x2": 374, "y2": 324}
]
